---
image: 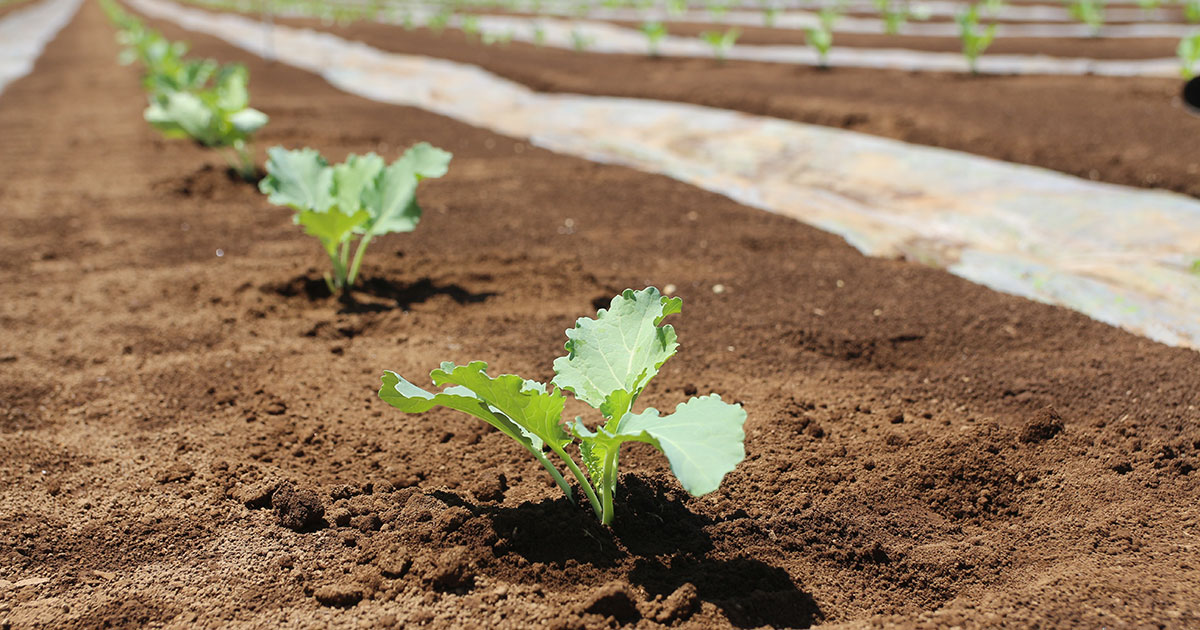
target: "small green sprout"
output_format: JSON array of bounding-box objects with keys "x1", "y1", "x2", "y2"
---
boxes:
[
  {"x1": 379, "y1": 288, "x2": 747, "y2": 526},
  {"x1": 805, "y1": 8, "x2": 838, "y2": 68},
  {"x1": 1179, "y1": 31, "x2": 1200, "y2": 79},
  {"x1": 258, "y1": 144, "x2": 452, "y2": 293},
  {"x1": 570, "y1": 27, "x2": 595, "y2": 51},
  {"x1": 1187, "y1": 0, "x2": 1200, "y2": 23},
  {"x1": 956, "y1": 4, "x2": 996, "y2": 74},
  {"x1": 700, "y1": 27, "x2": 741, "y2": 61},
  {"x1": 1069, "y1": 0, "x2": 1104, "y2": 37},
  {"x1": 640, "y1": 20, "x2": 667, "y2": 56},
  {"x1": 533, "y1": 23, "x2": 547, "y2": 46}
]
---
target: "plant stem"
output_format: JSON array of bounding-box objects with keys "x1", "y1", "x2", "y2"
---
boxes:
[
  {"x1": 346, "y1": 233, "x2": 373, "y2": 288},
  {"x1": 529, "y1": 447, "x2": 574, "y2": 502},
  {"x1": 600, "y1": 448, "x2": 619, "y2": 525},
  {"x1": 551, "y1": 445, "x2": 602, "y2": 520}
]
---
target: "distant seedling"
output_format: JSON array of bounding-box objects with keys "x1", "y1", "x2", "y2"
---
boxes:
[
  {"x1": 700, "y1": 27, "x2": 741, "y2": 61},
  {"x1": 144, "y1": 64, "x2": 269, "y2": 179},
  {"x1": 1181, "y1": 32, "x2": 1200, "y2": 79},
  {"x1": 956, "y1": 4, "x2": 996, "y2": 74},
  {"x1": 379, "y1": 288, "x2": 747, "y2": 526},
  {"x1": 1069, "y1": 0, "x2": 1105, "y2": 37},
  {"x1": 258, "y1": 144, "x2": 452, "y2": 293},
  {"x1": 805, "y1": 8, "x2": 838, "y2": 69},
  {"x1": 640, "y1": 20, "x2": 667, "y2": 56}
]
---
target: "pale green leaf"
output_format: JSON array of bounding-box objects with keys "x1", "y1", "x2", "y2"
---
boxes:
[
  {"x1": 296, "y1": 208, "x2": 368, "y2": 253},
  {"x1": 379, "y1": 368, "x2": 537, "y2": 449},
  {"x1": 552, "y1": 287, "x2": 683, "y2": 417},
  {"x1": 332, "y1": 153, "x2": 385, "y2": 215},
  {"x1": 613, "y1": 395, "x2": 746, "y2": 496},
  {"x1": 361, "y1": 158, "x2": 419, "y2": 235},
  {"x1": 259, "y1": 147, "x2": 334, "y2": 212},
  {"x1": 431, "y1": 361, "x2": 572, "y2": 450},
  {"x1": 145, "y1": 91, "x2": 213, "y2": 143},
  {"x1": 229, "y1": 108, "x2": 268, "y2": 134},
  {"x1": 397, "y1": 142, "x2": 453, "y2": 180}
]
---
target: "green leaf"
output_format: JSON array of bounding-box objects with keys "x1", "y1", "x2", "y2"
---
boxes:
[
  {"x1": 552, "y1": 287, "x2": 683, "y2": 418},
  {"x1": 379, "y1": 367, "x2": 538, "y2": 448},
  {"x1": 259, "y1": 147, "x2": 334, "y2": 212},
  {"x1": 609, "y1": 395, "x2": 747, "y2": 496},
  {"x1": 229, "y1": 108, "x2": 268, "y2": 134},
  {"x1": 145, "y1": 91, "x2": 213, "y2": 143},
  {"x1": 213, "y1": 64, "x2": 250, "y2": 112},
  {"x1": 332, "y1": 153, "x2": 385, "y2": 215},
  {"x1": 361, "y1": 159, "x2": 420, "y2": 235},
  {"x1": 296, "y1": 208, "x2": 368, "y2": 253},
  {"x1": 430, "y1": 361, "x2": 572, "y2": 450},
  {"x1": 398, "y1": 142, "x2": 452, "y2": 180}
]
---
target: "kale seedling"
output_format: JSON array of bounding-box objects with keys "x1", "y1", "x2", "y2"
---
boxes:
[
  {"x1": 258, "y1": 144, "x2": 452, "y2": 293},
  {"x1": 805, "y1": 8, "x2": 838, "y2": 69},
  {"x1": 640, "y1": 20, "x2": 667, "y2": 56},
  {"x1": 700, "y1": 27, "x2": 741, "y2": 62},
  {"x1": 144, "y1": 63, "x2": 269, "y2": 180},
  {"x1": 1069, "y1": 0, "x2": 1104, "y2": 37},
  {"x1": 1180, "y1": 31, "x2": 1200, "y2": 79},
  {"x1": 956, "y1": 4, "x2": 996, "y2": 74},
  {"x1": 379, "y1": 288, "x2": 747, "y2": 525}
]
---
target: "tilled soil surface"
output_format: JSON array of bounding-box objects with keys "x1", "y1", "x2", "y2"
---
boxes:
[
  {"x1": 2, "y1": 2, "x2": 1199, "y2": 628},
  {"x1": 258, "y1": 13, "x2": 1200, "y2": 199}
]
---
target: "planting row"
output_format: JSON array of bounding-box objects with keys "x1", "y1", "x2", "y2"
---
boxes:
[
  {"x1": 179, "y1": 0, "x2": 1199, "y2": 75},
  {"x1": 98, "y1": 0, "x2": 751, "y2": 525}
]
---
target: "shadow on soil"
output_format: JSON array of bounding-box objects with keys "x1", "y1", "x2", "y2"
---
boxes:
[
  {"x1": 267, "y1": 275, "x2": 496, "y2": 313},
  {"x1": 435, "y1": 476, "x2": 822, "y2": 628}
]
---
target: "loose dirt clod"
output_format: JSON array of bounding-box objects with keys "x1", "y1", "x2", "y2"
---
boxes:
[
  {"x1": 313, "y1": 583, "x2": 363, "y2": 608},
  {"x1": 655, "y1": 582, "x2": 700, "y2": 624},
  {"x1": 271, "y1": 482, "x2": 326, "y2": 532},
  {"x1": 1020, "y1": 406, "x2": 1065, "y2": 443},
  {"x1": 579, "y1": 582, "x2": 642, "y2": 624}
]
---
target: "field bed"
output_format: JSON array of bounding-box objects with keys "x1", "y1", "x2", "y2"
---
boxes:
[
  {"x1": 2, "y1": 1, "x2": 1199, "y2": 628},
  {"x1": 232, "y1": 11, "x2": 1200, "y2": 199}
]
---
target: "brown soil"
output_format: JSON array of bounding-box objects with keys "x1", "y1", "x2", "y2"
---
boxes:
[
  {"x1": 2, "y1": 1, "x2": 1199, "y2": 629},
  {"x1": 258, "y1": 15, "x2": 1200, "y2": 200},
  {"x1": 603, "y1": 19, "x2": 1179, "y2": 59},
  {"x1": 0, "y1": 0, "x2": 39, "y2": 19}
]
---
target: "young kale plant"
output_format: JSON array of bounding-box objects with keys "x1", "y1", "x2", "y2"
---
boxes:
[
  {"x1": 805, "y1": 8, "x2": 838, "y2": 69},
  {"x1": 258, "y1": 144, "x2": 452, "y2": 293},
  {"x1": 640, "y1": 20, "x2": 668, "y2": 56},
  {"x1": 956, "y1": 4, "x2": 996, "y2": 74},
  {"x1": 1068, "y1": 0, "x2": 1104, "y2": 37},
  {"x1": 1180, "y1": 31, "x2": 1200, "y2": 79},
  {"x1": 379, "y1": 287, "x2": 747, "y2": 526},
  {"x1": 1188, "y1": 0, "x2": 1200, "y2": 24},
  {"x1": 571, "y1": 27, "x2": 596, "y2": 51},
  {"x1": 144, "y1": 64, "x2": 269, "y2": 180},
  {"x1": 700, "y1": 27, "x2": 741, "y2": 61}
]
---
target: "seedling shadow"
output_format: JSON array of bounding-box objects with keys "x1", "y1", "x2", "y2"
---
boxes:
[
  {"x1": 267, "y1": 275, "x2": 496, "y2": 313},
  {"x1": 341, "y1": 277, "x2": 496, "y2": 313},
  {"x1": 432, "y1": 476, "x2": 821, "y2": 628}
]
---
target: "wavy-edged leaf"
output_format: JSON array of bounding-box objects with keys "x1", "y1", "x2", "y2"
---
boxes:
[
  {"x1": 431, "y1": 361, "x2": 572, "y2": 450},
  {"x1": 398, "y1": 142, "x2": 453, "y2": 180},
  {"x1": 552, "y1": 287, "x2": 682, "y2": 418},
  {"x1": 332, "y1": 153, "x2": 385, "y2": 215},
  {"x1": 296, "y1": 208, "x2": 368, "y2": 253},
  {"x1": 259, "y1": 147, "x2": 334, "y2": 212},
  {"x1": 379, "y1": 368, "x2": 536, "y2": 448},
  {"x1": 613, "y1": 395, "x2": 746, "y2": 496},
  {"x1": 361, "y1": 159, "x2": 420, "y2": 236}
]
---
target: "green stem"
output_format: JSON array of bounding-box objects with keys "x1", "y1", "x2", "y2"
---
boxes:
[
  {"x1": 550, "y1": 445, "x2": 602, "y2": 521},
  {"x1": 529, "y1": 447, "x2": 574, "y2": 503},
  {"x1": 600, "y1": 448, "x2": 619, "y2": 526},
  {"x1": 325, "y1": 244, "x2": 348, "y2": 291},
  {"x1": 346, "y1": 233, "x2": 373, "y2": 288}
]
